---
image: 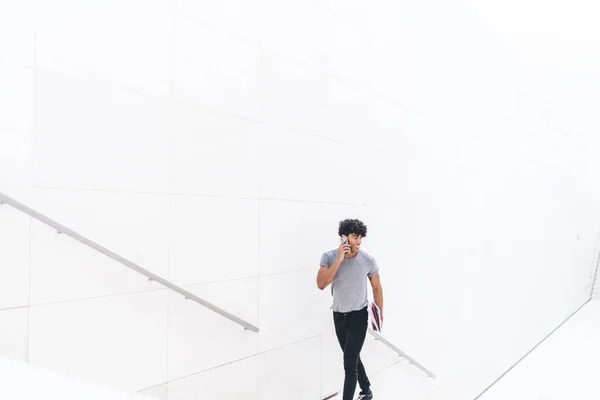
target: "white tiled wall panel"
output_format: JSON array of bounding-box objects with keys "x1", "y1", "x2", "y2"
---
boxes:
[
  {"x1": 0, "y1": 308, "x2": 29, "y2": 362},
  {"x1": 29, "y1": 219, "x2": 163, "y2": 305},
  {"x1": 174, "y1": 0, "x2": 257, "y2": 45},
  {"x1": 263, "y1": 52, "x2": 328, "y2": 135},
  {"x1": 0, "y1": 0, "x2": 34, "y2": 67},
  {"x1": 0, "y1": 206, "x2": 30, "y2": 310},
  {"x1": 251, "y1": 0, "x2": 332, "y2": 69},
  {"x1": 0, "y1": 62, "x2": 33, "y2": 133},
  {"x1": 325, "y1": 77, "x2": 373, "y2": 146},
  {"x1": 22, "y1": 188, "x2": 170, "y2": 282},
  {"x1": 170, "y1": 103, "x2": 260, "y2": 198},
  {"x1": 183, "y1": 277, "x2": 259, "y2": 327},
  {"x1": 167, "y1": 355, "x2": 258, "y2": 400},
  {"x1": 36, "y1": 0, "x2": 171, "y2": 97},
  {"x1": 0, "y1": 129, "x2": 33, "y2": 186},
  {"x1": 258, "y1": 271, "x2": 324, "y2": 353},
  {"x1": 173, "y1": 13, "x2": 264, "y2": 121},
  {"x1": 169, "y1": 195, "x2": 259, "y2": 285},
  {"x1": 326, "y1": 16, "x2": 372, "y2": 83},
  {"x1": 166, "y1": 281, "x2": 258, "y2": 380},
  {"x1": 28, "y1": 290, "x2": 168, "y2": 391},
  {"x1": 34, "y1": 73, "x2": 170, "y2": 192},
  {"x1": 258, "y1": 336, "x2": 321, "y2": 400},
  {"x1": 255, "y1": 125, "x2": 360, "y2": 204}
]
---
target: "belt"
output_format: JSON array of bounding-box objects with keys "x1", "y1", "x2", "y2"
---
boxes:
[{"x1": 333, "y1": 306, "x2": 367, "y2": 317}]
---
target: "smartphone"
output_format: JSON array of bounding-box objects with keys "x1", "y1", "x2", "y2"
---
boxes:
[{"x1": 340, "y1": 235, "x2": 350, "y2": 255}]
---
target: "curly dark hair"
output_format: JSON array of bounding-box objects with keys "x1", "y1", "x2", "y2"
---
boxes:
[{"x1": 338, "y1": 218, "x2": 367, "y2": 238}]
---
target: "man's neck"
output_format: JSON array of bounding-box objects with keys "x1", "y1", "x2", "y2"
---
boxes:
[{"x1": 345, "y1": 250, "x2": 359, "y2": 259}]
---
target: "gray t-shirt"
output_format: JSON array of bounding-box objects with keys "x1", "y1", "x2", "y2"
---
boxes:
[{"x1": 320, "y1": 249, "x2": 379, "y2": 313}]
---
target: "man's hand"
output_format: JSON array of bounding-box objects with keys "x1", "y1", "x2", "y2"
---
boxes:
[
  {"x1": 369, "y1": 273, "x2": 384, "y2": 328},
  {"x1": 337, "y1": 242, "x2": 351, "y2": 261}
]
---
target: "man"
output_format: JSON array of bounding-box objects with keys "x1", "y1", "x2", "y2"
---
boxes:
[{"x1": 317, "y1": 218, "x2": 384, "y2": 400}]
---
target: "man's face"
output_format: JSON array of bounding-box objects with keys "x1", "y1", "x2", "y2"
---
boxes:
[{"x1": 347, "y1": 233, "x2": 362, "y2": 252}]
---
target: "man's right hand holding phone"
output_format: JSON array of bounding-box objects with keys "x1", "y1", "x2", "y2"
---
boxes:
[{"x1": 337, "y1": 236, "x2": 351, "y2": 261}]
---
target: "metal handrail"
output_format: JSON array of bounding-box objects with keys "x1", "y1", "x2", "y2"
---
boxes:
[
  {"x1": 322, "y1": 329, "x2": 436, "y2": 399},
  {"x1": 368, "y1": 329, "x2": 436, "y2": 378},
  {"x1": 0, "y1": 191, "x2": 259, "y2": 333},
  {"x1": 590, "y1": 245, "x2": 600, "y2": 300}
]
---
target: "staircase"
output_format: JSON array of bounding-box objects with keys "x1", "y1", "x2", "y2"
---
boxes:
[{"x1": 0, "y1": 355, "x2": 158, "y2": 400}]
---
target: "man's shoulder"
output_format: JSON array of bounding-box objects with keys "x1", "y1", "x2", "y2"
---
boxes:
[
  {"x1": 322, "y1": 249, "x2": 337, "y2": 258},
  {"x1": 320, "y1": 249, "x2": 337, "y2": 266},
  {"x1": 359, "y1": 250, "x2": 375, "y2": 260}
]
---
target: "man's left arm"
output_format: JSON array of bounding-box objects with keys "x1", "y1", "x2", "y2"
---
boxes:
[{"x1": 369, "y1": 273, "x2": 384, "y2": 325}]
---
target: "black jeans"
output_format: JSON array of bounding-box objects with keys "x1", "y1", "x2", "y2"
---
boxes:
[{"x1": 333, "y1": 306, "x2": 371, "y2": 400}]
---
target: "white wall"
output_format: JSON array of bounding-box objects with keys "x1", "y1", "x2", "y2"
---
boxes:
[{"x1": 1, "y1": 1, "x2": 599, "y2": 399}]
